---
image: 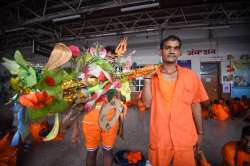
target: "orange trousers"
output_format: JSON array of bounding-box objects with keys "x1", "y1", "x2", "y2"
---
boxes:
[{"x1": 149, "y1": 146, "x2": 196, "y2": 166}]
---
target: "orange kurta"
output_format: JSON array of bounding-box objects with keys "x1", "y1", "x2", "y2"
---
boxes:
[
  {"x1": 149, "y1": 65, "x2": 209, "y2": 166},
  {"x1": 222, "y1": 141, "x2": 250, "y2": 166},
  {"x1": 211, "y1": 104, "x2": 230, "y2": 121}
]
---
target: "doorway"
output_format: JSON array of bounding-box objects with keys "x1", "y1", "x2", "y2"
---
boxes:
[{"x1": 200, "y1": 62, "x2": 220, "y2": 101}]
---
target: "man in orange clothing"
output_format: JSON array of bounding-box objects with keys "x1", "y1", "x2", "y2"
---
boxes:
[
  {"x1": 71, "y1": 46, "x2": 127, "y2": 166},
  {"x1": 142, "y1": 35, "x2": 209, "y2": 166},
  {"x1": 222, "y1": 125, "x2": 250, "y2": 166},
  {"x1": 211, "y1": 100, "x2": 230, "y2": 121},
  {"x1": 72, "y1": 93, "x2": 127, "y2": 166}
]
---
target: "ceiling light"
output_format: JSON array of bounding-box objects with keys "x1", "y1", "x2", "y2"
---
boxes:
[
  {"x1": 121, "y1": 2, "x2": 159, "y2": 12},
  {"x1": 90, "y1": 32, "x2": 118, "y2": 38}
]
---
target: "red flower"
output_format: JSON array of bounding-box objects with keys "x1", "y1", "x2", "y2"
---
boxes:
[
  {"x1": 98, "y1": 72, "x2": 106, "y2": 81},
  {"x1": 19, "y1": 91, "x2": 53, "y2": 109},
  {"x1": 68, "y1": 45, "x2": 80, "y2": 58},
  {"x1": 45, "y1": 76, "x2": 56, "y2": 86}
]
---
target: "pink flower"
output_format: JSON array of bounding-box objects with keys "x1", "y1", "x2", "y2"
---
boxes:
[
  {"x1": 89, "y1": 47, "x2": 97, "y2": 56},
  {"x1": 112, "y1": 80, "x2": 121, "y2": 88},
  {"x1": 99, "y1": 48, "x2": 107, "y2": 58},
  {"x1": 68, "y1": 45, "x2": 80, "y2": 58}
]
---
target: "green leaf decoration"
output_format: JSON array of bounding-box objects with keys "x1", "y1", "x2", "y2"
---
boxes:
[
  {"x1": 28, "y1": 98, "x2": 68, "y2": 121},
  {"x1": 14, "y1": 50, "x2": 29, "y2": 70},
  {"x1": 26, "y1": 67, "x2": 37, "y2": 87},
  {"x1": 62, "y1": 70, "x2": 76, "y2": 80},
  {"x1": 119, "y1": 80, "x2": 131, "y2": 101},
  {"x1": 36, "y1": 69, "x2": 65, "y2": 96},
  {"x1": 95, "y1": 58, "x2": 114, "y2": 73},
  {"x1": 18, "y1": 67, "x2": 37, "y2": 87},
  {"x1": 1, "y1": 57, "x2": 20, "y2": 75}
]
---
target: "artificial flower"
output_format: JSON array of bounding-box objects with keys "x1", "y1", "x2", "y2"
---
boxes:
[
  {"x1": 19, "y1": 91, "x2": 53, "y2": 109},
  {"x1": 45, "y1": 76, "x2": 56, "y2": 86},
  {"x1": 68, "y1": 45, "x2": 80, "y2": 58}
]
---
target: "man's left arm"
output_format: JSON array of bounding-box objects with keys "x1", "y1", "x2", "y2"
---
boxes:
[
  {"x1": 192, "y1": 103, "x2": 203, "y2": 135},
  {"x1": 192, "y1": 103, "x2": 204, "y2": 153},
  {"x1": 191, "y1": 73, "x2": 209, "y2": 152}
]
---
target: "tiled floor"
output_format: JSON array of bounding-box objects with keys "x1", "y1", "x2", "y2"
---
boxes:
[{"x1": 17, "y1": 108, "x2": 249, "y2": 166}]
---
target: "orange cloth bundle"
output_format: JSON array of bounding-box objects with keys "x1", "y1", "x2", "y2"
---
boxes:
[
  {"x1": 30, "y1": 121, "x2": 49, "y2": 142},
  {"x1": 127, "y1": 151, "x2": 142, "y2": 164},
  {"x1": 211, "y1": 104, "x2": 230, "y2": 121}
]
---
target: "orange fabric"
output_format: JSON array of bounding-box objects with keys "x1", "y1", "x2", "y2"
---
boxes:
[
  {"x1": 82, "y1": 102, "x2": 104, "y2": 123},
  {"x1": 30, "y1": 121, "x2": 49, "y2": 142},
  {"x1": 211, "y1": 104, "x2": 230, "y2": 121},
  {"x1": 199, "y1": 160, "x2": 212, "y2": 166},
  {"x1": 202, "y1": 108, "x2": 210, "y2": 119},
  {"x1": 127, "y1": 151, "x2": 142, "y2": 164},
  {"x1": 222, "y1": 141, "x2": 250, "y2": 166},
  {"x1": 82, "y1": 101, "x2": 124, "y2": 149},
  {"x1": 52, "y1": 133, "x2": 64, "y2": 141},
  {"x1": 148, "y1": 145, "x2": 196, "y2": 166},
  {"x1": 0, "y1": 133, "x2": 17, "y2": 166},
  {"x1": 158, "y1": 72, "x2": 176, "y2": 106},
  {"x1": 149, "y1": 65, "x2": 209, "y2": 165},
  {"x1": 82, "y1": 122, "x2": 119, "y2": 150}
]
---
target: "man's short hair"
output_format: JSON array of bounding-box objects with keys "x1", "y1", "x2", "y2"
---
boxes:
[
  {"x1": 160, "y1": 35, "x2": 182, "y2": 49},
  {"x1": 242, "y1": 125, "x2": 250, "y2": 137}
]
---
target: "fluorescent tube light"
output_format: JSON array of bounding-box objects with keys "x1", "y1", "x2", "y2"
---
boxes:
[
  {"x1": 90, "y1": 32, "x2": 118, "y2": 37},
  {"x1": 121, "y1": 2, "x2": 159, "y2": 12},
  {"x1": 202, "y1": 25, "x2": 230, "y2": 30},
  {"x1": 52, "y1": 15, "x2": 81, "y2": 22}
]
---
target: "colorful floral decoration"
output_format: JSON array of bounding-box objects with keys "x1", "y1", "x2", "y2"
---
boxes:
[{"x1": 2, "y1": 38, "x2": 159, "y2": 145}]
